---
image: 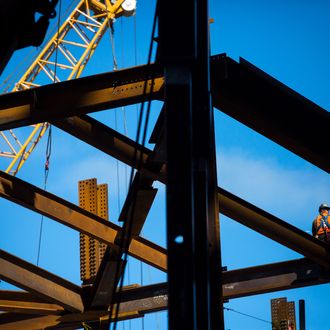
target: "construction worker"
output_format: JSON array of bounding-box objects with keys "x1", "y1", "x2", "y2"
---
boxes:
[{"x1": 312, "y1": 203, "x2": 330, "y2": 243}]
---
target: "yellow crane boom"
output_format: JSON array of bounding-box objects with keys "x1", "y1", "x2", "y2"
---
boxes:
[{"x1": 0, "y1": 0, "x2": 136, "y2": 175}]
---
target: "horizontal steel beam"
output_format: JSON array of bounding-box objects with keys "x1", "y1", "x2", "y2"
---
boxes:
[
  {"x1": 0, "y1": 64, "x2": 163, "y2": 130},
  {"x1": 0, "y1": 291, "x2": 167, "y2": 329},
  {"x1": 118, "y1": 257, "x2": 330, "y2": 302},
  {"x1": 1, "y1": 257, "x2": 329, "y2": 328},
  {"x1": 0, "y1": 291, "x2": 64, "y2": 315},
  {"x1": 1, "y1": 55, "x2": 328, "y2": 172},
  {"x1": 0, "y1": 250, "x2": 83, "y2": 312},
  {"x1": 0, "y1": 312, "x2": 133, "y2": 330},
  {"x1": 0, "y1": 170, "x2": 167, "y2": 271}
]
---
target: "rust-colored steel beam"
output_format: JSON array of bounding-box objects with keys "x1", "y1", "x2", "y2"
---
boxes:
[
  {"x1": 0, "y1": 290, "x2": 167, "y2": 329},
  {"x1": 54, "y1": 113, "x2": 330, "y2": 269},
  {"x1": 0, "y1": 63, "x2": 163, "y2": 130},
  {"x1": 91, "y1": 186, "x2": 158, "y2": 308},
  {"x1": 0, "y1": 170, "x2": 167, "y2": 271},
  {"x1": 0, "y1": 55, "x2": 327, "y2": 172},
  {"x1": 0, "y1": 250, "x2": 83, "y2": 312},
  {"x1": 0, "y1": 291, "x2": 64, "y2": 315},
  {"x1": 0, "y1": 257, "x2": 328, "y2": 328},
  {"x1": 117, "y1": 258, "x2": 330, "y2": 304}
]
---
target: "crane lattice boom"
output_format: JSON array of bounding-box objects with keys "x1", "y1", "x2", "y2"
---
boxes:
[{"x1": 0, "y1": 0, "x2": 135, "y2": 175}]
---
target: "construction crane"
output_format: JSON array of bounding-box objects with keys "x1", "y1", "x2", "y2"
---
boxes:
[{"x1": 0, "y1": 0, "x2": 136, "y2": 175}]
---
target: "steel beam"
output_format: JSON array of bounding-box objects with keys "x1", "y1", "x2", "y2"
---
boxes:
[
  {"x1": 91, "y1": 130, "x2": 163, "y2": 308},
  {"x1": 0, "y1": 257, "x2": 329, "y2": 328},
  {"x1": 222, "y1": 258, "x2": 330, "y2": 299},
  {"x1": 211, "y1": 54, "x2": 330, "y2": 173},
  {"x1": 118, "y1": 258, "x2": 330, "y2": 303},
  {"x1": 90, "y1": 187, "x2": 158, "y2": 308},
  {"x1": 0, "y1": 55, "x2": 327, "y2": 172},
  {"x1": 53, "y1": 115, "x2": 152, "y2": 170},
  {"x1": 0, "y1": 64, "x2": 163, "y2": 130},
  {"x1": 0, "y1": 291, "x2": 64, "y2": 315},
  {"x1": 54, "y1": 115, "x2": 330, "y2": 270},
  {"x1": 0, "y1": 291, "x2": 167, "y2": 329},
  {"x1": 0, "y1": 170, "x2": 167, "y2": 271},
  {"x1": 0, "y1": 250, "x2": 83, "y2": 312}
]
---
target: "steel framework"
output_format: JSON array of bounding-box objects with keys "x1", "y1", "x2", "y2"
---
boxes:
[{"x1": 0, "y1": 0, "x2": 329, "y2": 329}]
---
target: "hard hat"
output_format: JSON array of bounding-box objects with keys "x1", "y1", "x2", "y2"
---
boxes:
[{"x1": 319, "y1": 203, "x2": 330, "y2": 213}]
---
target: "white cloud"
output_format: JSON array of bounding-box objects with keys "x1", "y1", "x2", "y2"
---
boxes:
[{"x1": 217, "y1": 147, "x2": 329, "y2": 228}]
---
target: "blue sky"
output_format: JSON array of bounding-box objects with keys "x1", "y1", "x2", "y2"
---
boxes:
[{"x1": 1, "y1": 1, "x2": 330, "y2": 329}]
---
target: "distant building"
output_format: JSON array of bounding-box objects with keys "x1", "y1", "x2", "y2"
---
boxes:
[
  {"x1": 271, "y1": 297, "x2": 296, "y2": 330},
  {"x1": 79, "y1": 178, "x2": 109, "y2": 285}
]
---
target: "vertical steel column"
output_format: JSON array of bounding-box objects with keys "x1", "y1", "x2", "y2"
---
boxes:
[
  {"x1": 299, "y1": 300, "x2": 306, "y2": 330},
  {"x1": 158, "y1": 0, "x2": 223, "y2": 329}
]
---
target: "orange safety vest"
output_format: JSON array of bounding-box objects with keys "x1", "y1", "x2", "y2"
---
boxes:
[{"x1": 313, "y1": 215, "x2": 330, "y2": 236}]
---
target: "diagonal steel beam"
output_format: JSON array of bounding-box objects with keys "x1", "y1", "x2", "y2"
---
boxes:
[
  {"x1": 53, "y1": 115, "x2": 152, "y2": 169},
  {"x1": 118, "y1": 257, "x2": 330, "y2": 303},
  {"x1": 0, "y1": 290, "x2": 64, "y2": 315},
  {"x1": 210, "y1": 54, "x2": 330, "y2": 173},
  {"x1": 56, "y1": 112, "x2": 330, "y2": 267},
  {"x1": 0, "y1": 170, "x2": 167, "y2": 271},
  {"x1": 218, "y1": 187, "x2": 330, "y2": 268},
  {"x1": 54, "y1": 114, "x2": 330, "y2": 270},
  {"x1": 90, "y1": 126, "x2": 165, "y2": 308},
  {"x1": 0, "y1": 250, "x2": 83, "y2": 312},
  {"x1": 0, "y1": 63, "x2": 164, "y2": 130},
  {"x1": 53, "y1": 114, "x2": 166, "y2": 182}
]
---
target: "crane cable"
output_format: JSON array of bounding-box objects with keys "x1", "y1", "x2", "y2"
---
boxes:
[
  {"x1": 105, "y1": 5, "x2": 118, "y2": 72},
  {"x1": 120, "y1": 16, "x2": 130, "y2": 330},
  {"x1": 108, "y1": 3, "x2": 159, "y2": 329},
  {"x1": 36, "y1": 125, "x2": 52, "y2": 266},
  {"x1": 36, "y1": 0, "x2": 62, "y2": 266},
  {"x1": 223, "y1": 306, "x2": 272, "y2": 325}
]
